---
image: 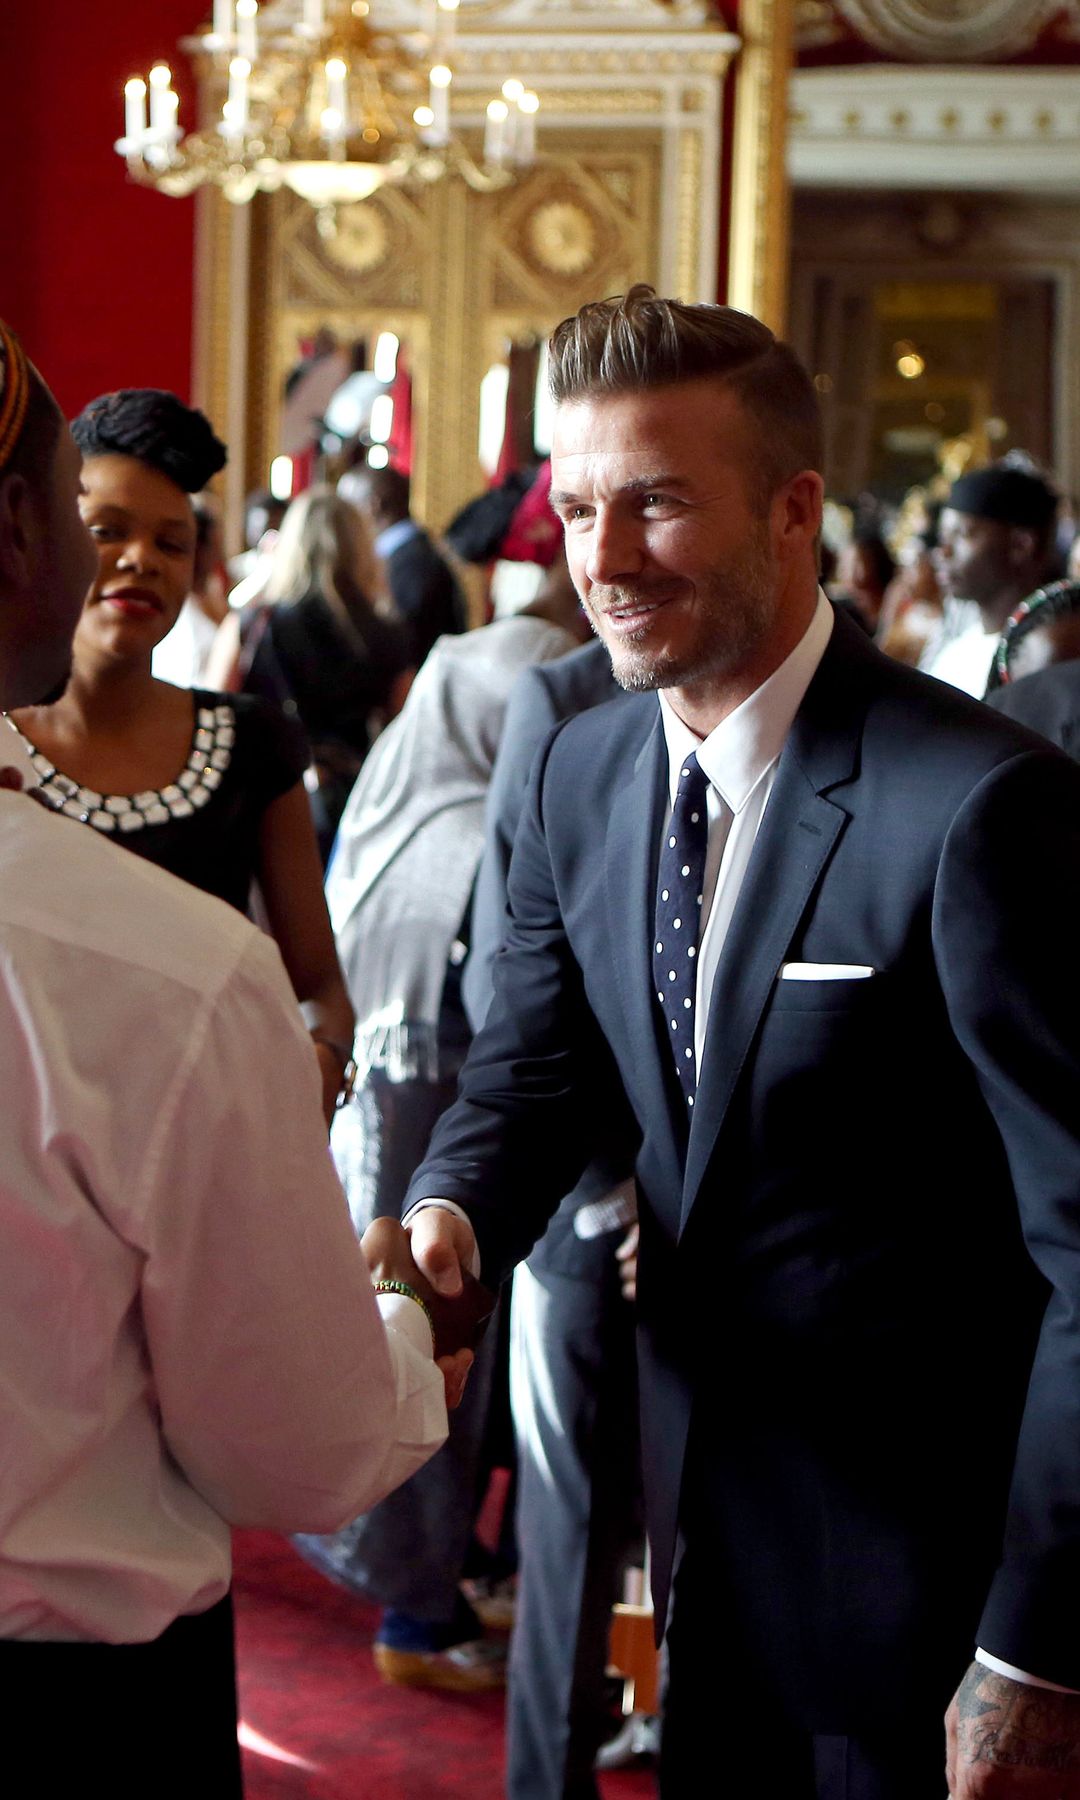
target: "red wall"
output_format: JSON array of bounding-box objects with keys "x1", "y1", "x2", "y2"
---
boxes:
[{"x1": 0, "y1": 2, "x2": 201, "y2": 417}]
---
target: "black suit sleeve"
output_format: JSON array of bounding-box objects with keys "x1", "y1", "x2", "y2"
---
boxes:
[
  {"x1": 405, "y1": 724, "x2": 623, "y2": 1280},
  {"x1": 934, "y1": 749, "x2": 1080, "y2": 1685}
]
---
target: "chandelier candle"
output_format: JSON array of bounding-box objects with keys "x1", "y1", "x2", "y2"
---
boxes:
[
  {"x1": 484, "y1": 98, "x2": 508, "y2": 165},
  {"x1": 148, "y1": 66, "x2": 174, "y2": 137},
  {"x1": 225, "y1": 58, "x2": 250, "y2": 137},
  {"x1": 429, "y1": 64, "x2": 452, "y2": 144},
  {"x1": 236, "y1": 0, "x2": 258, "y2": 64},
  {"x1": 212, "y1": 0, "x2": 235, "y2": 46},
  {"x1": 325, "y1": 58, "x2": 348, "y2": 132},
  {"x1": 517, "y1": 90, "x2": 539, "y2": 163},
  {"x1": 124, "y1": 77, "x2": 147, "y2": 147}
]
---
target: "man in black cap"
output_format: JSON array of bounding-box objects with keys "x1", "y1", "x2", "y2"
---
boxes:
[{"x1": 927, "y1": 462, "x2": 1059, "y2": 696}]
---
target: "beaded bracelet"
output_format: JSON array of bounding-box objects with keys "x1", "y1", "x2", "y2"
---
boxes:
[{"x1": 373, "y1": 1279, "x2": 436, "y2": 1353}]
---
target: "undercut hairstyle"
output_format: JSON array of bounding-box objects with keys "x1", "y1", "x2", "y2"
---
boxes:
[
  {"x1": 548, "y1": 285, "x2": 824, "y2": 506},
  {"x1": 986, "y1": 579, "x2": 1080, "y2": 692},
  {"x1": 71, "y1": 389, "x2": 226, "y2": 494}
]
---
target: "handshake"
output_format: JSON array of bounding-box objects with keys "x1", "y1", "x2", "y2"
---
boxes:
[{"x1": 361, "y1": 1211, "x2": 495, "y2": 1410}]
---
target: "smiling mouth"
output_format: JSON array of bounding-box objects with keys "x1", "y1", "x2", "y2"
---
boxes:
[
  {"x1": 597, "y1": 594, "x2": 673, "y2": 631},
  {"x1": 102, "y1": 591, "x2": 163, "y2": 614}
]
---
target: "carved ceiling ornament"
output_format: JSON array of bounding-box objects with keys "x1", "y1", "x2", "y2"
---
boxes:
[
  {"x1": 526, "y1": 199, "x2": 598, "y2": 274},
  {"x1": 320, "y1": 202, "x2": 390, "y2": 273},
  {"x1": 832, "y1": 0, "x2": 1064, "y2": 59}
]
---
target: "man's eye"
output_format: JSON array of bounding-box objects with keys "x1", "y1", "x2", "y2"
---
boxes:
[{"x1": 89, "y1": 526, "x2": 119, "y2": 540}]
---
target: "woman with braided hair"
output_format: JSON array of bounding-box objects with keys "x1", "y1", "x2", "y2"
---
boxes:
[
  {"x1": 984, "y1": 578, "x2": 1080, "y2": 696},
  {"x1": 6, "y1": 387, "x2": 354, "y2": 1124}
]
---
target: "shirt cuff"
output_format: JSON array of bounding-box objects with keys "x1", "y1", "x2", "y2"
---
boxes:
[
  {"x1": 400, "y1": 1198, "x2": 481, "y2": 1278},
  {"x1": 975, "y1": 1648, "x2": 1080, "y2": 1695},
  {"x1": 376, "y1": 1290, "x2": 434, "y2": 1359}
]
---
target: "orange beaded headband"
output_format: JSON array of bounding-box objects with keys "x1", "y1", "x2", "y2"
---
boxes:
[{"x1": 0, "y1": 321, "x2": 31, "y2": 475}]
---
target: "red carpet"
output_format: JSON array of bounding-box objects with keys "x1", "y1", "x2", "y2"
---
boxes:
[{"x1": 234, "y1": 1530, "x2": 657, "y2": 1800}]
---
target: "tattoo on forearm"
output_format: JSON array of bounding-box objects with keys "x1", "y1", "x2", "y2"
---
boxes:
[{"x1": 956, "y1": 1664, "x2": 1080, "y2": 1772}]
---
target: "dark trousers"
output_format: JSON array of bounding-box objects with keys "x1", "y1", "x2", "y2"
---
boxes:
[
  {"x1": 0, "y1": 1592, "x2": 243, "y2": 1797},
  {"x1": 662, "y1": 1544, "x2": 949, "y2": 1800},
  {"x1": 507, "y1": 1245, "x2": 641, "y2": 1800}
]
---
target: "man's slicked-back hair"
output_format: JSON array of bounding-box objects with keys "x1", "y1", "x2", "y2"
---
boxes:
[{"x1": 548, "y1": 284, "x2": 823, "y2": 504}]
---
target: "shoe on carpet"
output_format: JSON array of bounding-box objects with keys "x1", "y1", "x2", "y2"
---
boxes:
[
  {"x1": 373, "y1": 1636, "x2": 508, "y2": 1693},
  {"x1": 594, "y1": 1712, "x2": 661, "y2": 1770}
]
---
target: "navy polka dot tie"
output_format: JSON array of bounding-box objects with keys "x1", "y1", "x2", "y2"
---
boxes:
[{"x1": 653, "y1": 752, "x2": 710, "y2": 1109}]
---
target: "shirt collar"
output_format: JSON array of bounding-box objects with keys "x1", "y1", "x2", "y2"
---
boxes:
[
  {"x1": 374, "y1": 517, "x2": 420, "y2": 560},
  {"x1": 658, "y1": 589, "x2": 834, "y2": 814}
]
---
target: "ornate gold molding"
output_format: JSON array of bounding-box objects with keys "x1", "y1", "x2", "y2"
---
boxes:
[
  {"x1": 675, "y1": 128, "x2": 704, "y2": 300},
  {"x1": 728, "y1": 0, "x2": 794, "y2": 333},
  {"x1": 194, "y1": 6, "x2": 736, "y2": 547}
]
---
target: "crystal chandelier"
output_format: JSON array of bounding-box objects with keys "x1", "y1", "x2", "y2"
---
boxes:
[{"x1": 116, "y1": 1, "x2": 540, "y2": 224}]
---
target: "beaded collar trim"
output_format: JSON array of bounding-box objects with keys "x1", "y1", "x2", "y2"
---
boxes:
[{"x1": 9, "y1": 703, "x2": 235, "y2": 833}]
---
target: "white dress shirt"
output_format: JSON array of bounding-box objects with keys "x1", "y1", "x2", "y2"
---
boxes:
[
  {"x1": 925, "y1": 620, "x2": 999, "y2": 698},
  {"x1": 657, "y1": 590, "x2": 834, "y2": 1071},
  {"x1": 0, "y1": 791, "x2": 445, "y2": 1643}
]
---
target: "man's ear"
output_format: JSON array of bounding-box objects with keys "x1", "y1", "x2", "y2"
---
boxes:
[
  {"x1": 773, "y1": 470, "x2": 825, "y2": 561},
  {"x1": 0, "y1": 471, "x2": 36, "y2": 587}
]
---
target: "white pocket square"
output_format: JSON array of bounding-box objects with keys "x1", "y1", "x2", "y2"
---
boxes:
[{"x1": 779, "y1": 962, "x2": 875, "y2": 981}]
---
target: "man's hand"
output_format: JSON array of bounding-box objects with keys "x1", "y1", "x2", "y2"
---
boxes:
[
  {"x1": 360, "y1": 1218, "x2": 477, "y2": 1410},
  {"x1": 405, "y1": 1203, "x2": 479, "y2": 1299},
  {"x1": 362, "y1": 1213, "x2": 494, "y2": 1381},
  {"x1": 947, "y1": 1663, "x2": 1080, "y2": 1797}
]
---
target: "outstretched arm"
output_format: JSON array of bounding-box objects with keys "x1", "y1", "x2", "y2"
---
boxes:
[{"x1": 936, "y1": 750, "x2": 1080, "y2": 1710}]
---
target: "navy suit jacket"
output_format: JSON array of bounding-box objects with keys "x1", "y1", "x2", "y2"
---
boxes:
[
  {"x1": 463, "y1": 638, "x2": 635, "y2": 1278},
  {"x1": 408, "y1": 610, "x2": 1080, "y2": 1715},
  {"x1": 988, "y1": 658, "x2": 1080, "y2": 762}
]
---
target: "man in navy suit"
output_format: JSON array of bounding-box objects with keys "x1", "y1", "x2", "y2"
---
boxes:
[{"x1": 402, "y1": 287, "x2": 1080, "y2": 1798}]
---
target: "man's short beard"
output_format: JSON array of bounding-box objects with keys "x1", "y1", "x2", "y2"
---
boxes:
[{"x1": 590, "y1": 531, "x2": 777, "y2": 696}]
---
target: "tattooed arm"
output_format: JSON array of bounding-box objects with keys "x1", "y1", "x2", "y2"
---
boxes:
[{"x1": 947, "y1": 1664, "x2": 1080, "y2": 1797}]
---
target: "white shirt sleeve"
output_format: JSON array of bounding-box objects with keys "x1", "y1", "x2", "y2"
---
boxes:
[
  {"x1": 974, "y1": 1648, "x2": 1080, "y2": 1695},
  {"x1": 131, "y1": 932, "x2": 447, "y2": 1534}
]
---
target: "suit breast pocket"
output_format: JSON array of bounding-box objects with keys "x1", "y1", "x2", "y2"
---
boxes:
[{"x1": 769, "y1": 975, "x2": 884, "y2": 1015}]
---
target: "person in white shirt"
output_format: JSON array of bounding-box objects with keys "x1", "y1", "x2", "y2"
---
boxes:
[
  {"x1": 0, "y1": 322, "x2": 470, "y2": 1792},
  {"x1": 927, "y1": 463, "x2": 1059, "y2": 697}
]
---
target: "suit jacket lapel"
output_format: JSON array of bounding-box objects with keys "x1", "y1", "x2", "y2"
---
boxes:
[
  {"x1": 604, "y1": 712, "x2": 682, "y2": 1207},
  {"x1": 679, "y1": 616, "x2": 873, "y2": 1232}
]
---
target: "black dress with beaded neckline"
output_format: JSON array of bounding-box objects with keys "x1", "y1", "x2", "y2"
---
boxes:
[{"x1": 12, "y1": 689, "x2": 309, "y2": 914}]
